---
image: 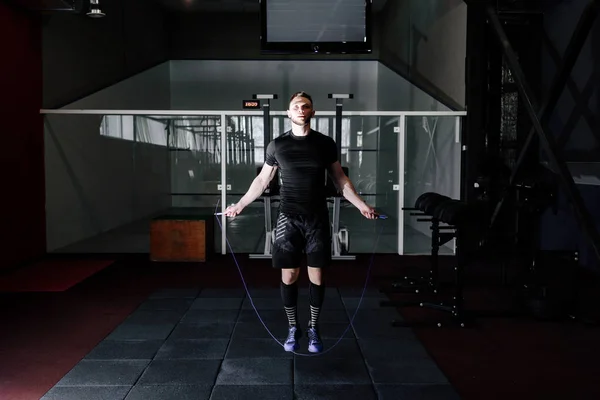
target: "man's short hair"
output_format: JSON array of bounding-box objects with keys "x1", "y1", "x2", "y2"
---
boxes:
[{"x1": 289, "y1": 91, "x2": 313, "y2": 107}]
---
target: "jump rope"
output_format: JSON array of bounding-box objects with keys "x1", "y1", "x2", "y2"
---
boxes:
[{"x1": 213, "y1": 201, "x2": 387, "y2": 357}]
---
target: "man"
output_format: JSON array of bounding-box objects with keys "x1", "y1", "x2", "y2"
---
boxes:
[{"x1": 224, "y1": 91, "x2": 378, "y2": 353}]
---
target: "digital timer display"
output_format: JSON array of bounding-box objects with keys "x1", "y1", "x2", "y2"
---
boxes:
[{"x1": 243, "y1": 100, "x2": 261, "y2": 109}]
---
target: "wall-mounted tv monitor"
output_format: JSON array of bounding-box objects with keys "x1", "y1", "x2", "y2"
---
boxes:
[{"x1": 260, "y1": 0, "x2": 372, "y2": 54}]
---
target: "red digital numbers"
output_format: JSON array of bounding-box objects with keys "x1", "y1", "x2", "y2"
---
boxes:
[{"x1": 243, "y1": 100, "x2": 260, "y2": 109}]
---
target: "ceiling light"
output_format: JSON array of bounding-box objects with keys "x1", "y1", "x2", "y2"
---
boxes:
[{"x1": 87, "y1": 0, "x2": 105, "y2": 18}]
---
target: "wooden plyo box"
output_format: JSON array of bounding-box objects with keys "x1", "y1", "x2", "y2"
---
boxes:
[{"x1": 150, "y1": 216, "x2": 214, "y2": 262}]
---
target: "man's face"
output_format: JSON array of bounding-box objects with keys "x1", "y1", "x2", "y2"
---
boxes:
[{"x1": 287, "y1": 97, "x2": 314, "y2": 126}]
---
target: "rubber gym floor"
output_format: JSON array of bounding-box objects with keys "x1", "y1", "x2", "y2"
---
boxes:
[{"x1": 1, "y1": 252, "x2": 600, "y2": 400}]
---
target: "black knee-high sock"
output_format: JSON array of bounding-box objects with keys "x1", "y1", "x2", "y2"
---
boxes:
[
  {"x1": 309, "y1": 281, "x2": 325, "y2": 328},
  {"x1": 281, "y1": 281, "x2": 298, "y2": 327}
]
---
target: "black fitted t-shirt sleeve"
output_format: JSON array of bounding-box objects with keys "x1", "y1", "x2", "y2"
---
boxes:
[
  {"x1": 325, "y1": 135, "x2": 338, "y2": 166},
  {"x1": 265, "y1": 140, "x2": 277, "y2": 166},
  {"x1": 270, "y1": 130, "x2": 337, "y2": 215}
]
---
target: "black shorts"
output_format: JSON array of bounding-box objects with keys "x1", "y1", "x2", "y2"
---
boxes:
[{"x1": 272, "y1": 212, "x2": 331, "y2": 269}]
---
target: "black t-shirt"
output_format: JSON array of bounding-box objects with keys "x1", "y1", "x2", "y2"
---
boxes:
[{"x1": 265, "y1": 129, "x2": 338, "y2": 215}]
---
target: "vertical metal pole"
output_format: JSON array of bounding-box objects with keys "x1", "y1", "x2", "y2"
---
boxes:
[
  {"x1": 221, "y1": 113, "x2": 227, "y2": 255},
  {"x1": 455, "y1": 117, "x2": 461, "y2": 145},
  {"x1": 250, "y1": 116, "x2": 255, "y2": 165},
  {"x1": 398, "y1": 114, "x2": 406, "y2": 255},
  {"x1": 263, "y1": 100, "x2": 271, "y2": 162},
  {"x1": 332, "y1": 197, "x2": 341, "y2": 255},
  {"x1": 166, "y1": 121, "x2": 171, "y2": 209},
  {"x1": 335, "y1": 100, "x2": 343, "y2": 161},
  {"x1": 463, "y1": 0, "x2": 488, "y2": 203},
  {"x1": 228, "y1": 132, "x2": 233, "y2": 166},
  {"x1": 334, "y1": 99, "x2": 343, "y2": 258},
  {"x1": 454, "y1": 116, "x2": 462, "y2": 254},
  {"x1": 132, "y1": 116, "x2": 137, "y2": 221},
  {"x1": 263, "y1": 101, "x2": 272, "y2": 250}
]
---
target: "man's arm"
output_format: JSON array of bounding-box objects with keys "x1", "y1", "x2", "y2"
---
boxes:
[
  {"x1": 237, "y1": 163, "x2": 278, "y2": 208},
  {"x1": 328, "y1": 161, "x2": 375, "y2": 217}
]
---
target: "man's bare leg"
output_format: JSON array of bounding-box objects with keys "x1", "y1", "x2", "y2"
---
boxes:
[
  {"x1": 282, "y1": 268, "x2": 301, "y2": 285},
  {"x1": 307, "y1": 266, "x2": 322, "y2": 285}
]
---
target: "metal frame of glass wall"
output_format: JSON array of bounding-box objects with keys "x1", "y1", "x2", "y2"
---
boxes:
[{"x1": 40, "y1": 109, "x2": 467, "y2": 256}]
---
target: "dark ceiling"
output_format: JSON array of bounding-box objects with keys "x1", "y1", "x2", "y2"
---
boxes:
[
  {"x1": 150, "y1": 0, "x2": 389, "y2": 13},
  {"x1": 9, "y1": 0, "x2": 390, "y2": 14},
  {"x1": 9, "y1": 0, "x2": 75, "y2": 10}
]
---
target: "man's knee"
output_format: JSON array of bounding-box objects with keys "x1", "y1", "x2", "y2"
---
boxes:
[
  {"x1": 307, "y1": 267, "x2": 322, "y2": 285},
  {"x1": 281, "y1": 268, "x2": 300, "y2": 284}
]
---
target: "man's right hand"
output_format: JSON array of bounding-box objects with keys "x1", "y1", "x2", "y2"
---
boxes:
[{"x1": 224, "y1": 203, "x2": 245, "y2": 217}]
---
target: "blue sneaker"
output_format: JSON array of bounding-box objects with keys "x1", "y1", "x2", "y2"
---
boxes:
[
  {"x1": 283, "y1": 326, "x2": 300, "y2": 352},
  {"x1": 307, "y1": 327, "x2": 323, "y2": 353}
]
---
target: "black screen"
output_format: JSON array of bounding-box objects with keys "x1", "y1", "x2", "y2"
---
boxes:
[{"x1": 266, "y1": 0, "x2": 367, "y2": 43}]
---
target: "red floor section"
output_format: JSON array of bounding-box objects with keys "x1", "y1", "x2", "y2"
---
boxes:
[
  {"x1": 0, "y1": 259, "x2": 114, "y2": 292},
  {"x1": 0, "y1": 292, "x2": 145, "y2": 400}
]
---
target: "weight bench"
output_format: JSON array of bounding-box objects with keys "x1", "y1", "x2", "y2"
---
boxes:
[{"x1": 381, "y1": 192, "x2": 484, "y2": 327}]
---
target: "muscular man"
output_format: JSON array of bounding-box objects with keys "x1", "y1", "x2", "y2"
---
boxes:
[{"x1": 224, "y1": 91, "x2": 378, "y2": 353}]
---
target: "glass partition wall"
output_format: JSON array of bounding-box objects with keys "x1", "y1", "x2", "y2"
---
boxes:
[
  {"x1": 41, "y1": 109, "x2": 466, "y2": 256},
  {"x1": 403, "y1": 115, "x2": 463, "y2": 254}
]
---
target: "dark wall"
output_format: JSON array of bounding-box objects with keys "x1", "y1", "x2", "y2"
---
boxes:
[
  {"x1": 0, "y1": 2, "x2": 45, "y2": 270},
  {"x1": 42, "y1": 0, "x2": 169, "y2": 108},
  {"x1": 377, "y1": 0, "x2": 466, "y2": 110},
  {"x1": 542, "y1": 0, "x2": 600, "y2": 161},
  {"x1": 539, "y1": 0, "x2": 600, "y2": 272},
  {"x1": 168, "y1": 11, "x2": 380, "y2": 61}
]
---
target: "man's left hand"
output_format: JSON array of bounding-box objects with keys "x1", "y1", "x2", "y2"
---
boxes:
[{"x1": 359, "y1": 204, "x2": 378, "y2": 220}]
